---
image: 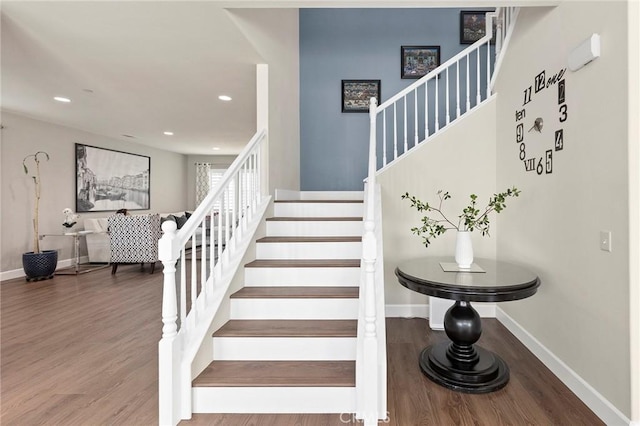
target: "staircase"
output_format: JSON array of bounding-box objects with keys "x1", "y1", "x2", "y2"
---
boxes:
[{"x1": 191, "y1": 192, "x2": 365, "y2": 414}]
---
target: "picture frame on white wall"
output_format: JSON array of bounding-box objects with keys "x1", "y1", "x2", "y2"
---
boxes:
[{"x1": 75, "y1": 143, "x2": 150, "y2": 212}]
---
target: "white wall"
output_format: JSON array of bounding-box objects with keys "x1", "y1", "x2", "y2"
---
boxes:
[
  {"x1": 377, "y1": 98, "x2": 497, "y2": 306},
  {"x1": 227, "y1": 8, "x2": 300, "y2": 194},
  {"x1": 495, "y1": 2, "x2": 631, "y2": 417},
  {"x1": 0, "y1": 111, "x2": 188, "y2": 273}
]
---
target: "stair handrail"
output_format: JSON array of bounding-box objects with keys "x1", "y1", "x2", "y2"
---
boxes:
[
  {"x1": 158, "y1": 128, "x2": 268, "y2": 426},
  {"x1": 374, "y1": 8, "x2": 517, "y2": 171}
]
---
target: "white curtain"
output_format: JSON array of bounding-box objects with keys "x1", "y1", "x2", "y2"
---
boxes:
[{"x1": 195, "y1": 163, "x2": 211, "y2": 206}]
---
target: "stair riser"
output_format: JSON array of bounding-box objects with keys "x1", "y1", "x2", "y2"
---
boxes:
[
  {"x1": 212, "y1": 337, "x2": 357, "y2": 360},
  {"x1": 230, "y1": 298, "x2": 358, "y2": 319},
  {"x1": 256, "y1": 242, "x2": 362, "y2": 260},
  {"x1": 245, "y1": 267, "x2": 360, "y2": 287},
  {"x1": 274, "y1": 203, "x2": 363, "y2": 218},
  {"x1": 266, "y1": 221, "x2": 363, "y2": 237},
  {"x1": 192, "y1": 387, "x2": 356, "y2": 413}
]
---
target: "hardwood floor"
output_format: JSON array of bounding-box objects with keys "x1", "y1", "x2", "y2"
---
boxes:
[{"x1": 1, "y1": 266, "x2": 603, "y2": 425}]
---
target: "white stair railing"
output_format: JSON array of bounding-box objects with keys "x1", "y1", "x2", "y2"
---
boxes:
[
  {"x1": 375, "y1": 8, "x2": 517, "y2": 171},
  {"x1": 356, "y1": 8, "x2": 518, "y2": 424},
  {"x1": 158, "y1": 129, "x2": 267, "y2": 426}
]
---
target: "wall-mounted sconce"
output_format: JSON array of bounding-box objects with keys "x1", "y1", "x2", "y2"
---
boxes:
[{"x1": 568, "y1": 33, "x2": 601, "y2": 72}]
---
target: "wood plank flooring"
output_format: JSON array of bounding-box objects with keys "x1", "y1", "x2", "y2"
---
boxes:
[{"x1": 1, "y1": 267, "x2": 604, "y2": 425}]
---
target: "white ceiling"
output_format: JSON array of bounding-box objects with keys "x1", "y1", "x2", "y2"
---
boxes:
[
  {"x1": 1, "y1": 1, "x2": 550, "y2": 156},
  {"x1": 1, "y1": 1, "x2": 263, "y2": 155}
]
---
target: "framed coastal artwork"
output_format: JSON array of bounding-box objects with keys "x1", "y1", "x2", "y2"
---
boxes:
[{"x1": 75, "y1": 143, "x2": 150, "y2": 212}]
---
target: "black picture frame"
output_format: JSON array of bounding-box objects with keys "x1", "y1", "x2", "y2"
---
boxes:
[
  {"x1": 75, "y1": 143, "x2": 151, "y2": 212},
  {"x1": 341, "y1": 80, "x2": 381, "y2": 113},
  {"x1": 460, "y1": 10, "x2": 496, "y2": 45},
  {"x1": 401, "y1": 46, "x2": 441, "y2": 79}
]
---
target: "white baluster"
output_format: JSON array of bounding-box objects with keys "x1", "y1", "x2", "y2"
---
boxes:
[
  {"x1": 209, "y1": 213, "x2": 214, "y2": 281},
  {"x1": 476, "y1": 47, "x2": 481, "y2": 106},
  {"x1": 382, "y1": 110, "x2": 387, "y2": 166},
  {"x1": 230, "y1": 176, "x2": 236, "y2": 251},
  {"x1": 424, "y1": 82, "x2": 429, "y2": 138},
  {"x1": 403, "y1": 96, "x2": 408, "y2": 153},
  {"x1": 414, "y1": 90, "x2": 418, "y2": 146},
  {"x1": 200, "y1": 220, "x2": 207, "y2": 301},
  {"x1": 456, "y1": 61, "x2": 461, "y2": 119},
  {"x1": 160, "y1": 222, "x2": 179, "y2": 339},
  {"x1": 190, "y1": 232, "x2": 197, "y2": 320},
  {"x1": 435, "y1": 73, "x2": 440, "y2": 132},
  {"x1": 393, "y1": 103, "x2": 398, "y2": 160},
  {"x1": 486, "y1": 40, "x2": 491, "y2": 98},
  {"x1": 180, "y1": 246, "x2": 186, "y2": 326},
  {"x1": 466, "y1": 54, "x2": 471, "y2": 111},
  {"x1": 445, "y1": 68, "x2": 450, "y2": 125}
]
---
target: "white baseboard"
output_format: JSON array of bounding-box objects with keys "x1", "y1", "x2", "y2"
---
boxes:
[
  {"x1": 496, "y1": 307, "x2": 631, "y2": 426},
  {"x1": 1, "y1": 255, "x2": 92, "y2": 283},
  {"x1": 385, "y1": 303, "x2": 496, "y2": 320}
]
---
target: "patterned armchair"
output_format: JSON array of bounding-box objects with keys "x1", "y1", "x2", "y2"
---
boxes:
[{"x1": 108, "y1": 214, "x2": 162, "y2": 274}]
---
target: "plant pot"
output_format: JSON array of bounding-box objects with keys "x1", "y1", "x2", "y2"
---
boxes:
[
  {"x1": 455, "y1": 231, "x2": 474, "y2": 269},
  {"x1": 22, "y1": 250, "x2": 58, "y2": 282}
]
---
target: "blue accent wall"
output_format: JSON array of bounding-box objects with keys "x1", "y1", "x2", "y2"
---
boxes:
[{"x1": 300, "y1": 8, "x2": 471, "y2": 191}]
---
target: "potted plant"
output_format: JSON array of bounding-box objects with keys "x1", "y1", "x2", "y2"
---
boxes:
[
  {"x1": 402, "y1": 187, "x2": 521, "y2": 269},
  {"x1": 22, "y1": 151, "x2": 58, "y2": 281}
]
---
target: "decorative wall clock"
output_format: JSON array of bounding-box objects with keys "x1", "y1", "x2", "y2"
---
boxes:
[{"x1": 514, "y1": 68, "x2": 568, "y2": 175}]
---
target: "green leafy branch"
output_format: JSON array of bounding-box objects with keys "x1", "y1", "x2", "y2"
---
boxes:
[{"x1": 401, "y1": 187, "x2": 521, "y2": 247}]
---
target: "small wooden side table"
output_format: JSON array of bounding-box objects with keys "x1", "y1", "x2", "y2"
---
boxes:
[{"x1": 395, "y1": 256, "x2": 540, "y2": 393}]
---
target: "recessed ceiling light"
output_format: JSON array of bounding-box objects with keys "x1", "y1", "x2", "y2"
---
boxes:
[
  {"x1": 163, "y1": 131, "x2": 174, "y2": 136},
  {"x1": 212, "y1": 147, "x2": 221, "y2": 151},
  {"x1": 54, "y1": 96, "x2": 71, "y2": 103},
  {"x1": 218, "y1": 95, "x2": 232, "y2": 101}
]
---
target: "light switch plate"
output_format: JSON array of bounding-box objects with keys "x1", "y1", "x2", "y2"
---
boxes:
[{"x1": 600, "y1": 230, "x2": 612, "y2": 252}]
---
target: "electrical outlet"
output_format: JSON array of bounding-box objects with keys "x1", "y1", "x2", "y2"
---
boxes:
[{"x1": 600, "y1": 231, "x2": 612, "y2": 252}]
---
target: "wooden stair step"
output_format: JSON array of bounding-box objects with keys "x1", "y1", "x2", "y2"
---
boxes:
[
  {"x1": 257, "y1": 236, "x2": 362, "y2": 243},
  {"x1": 274, "y1": 200, "x2": 363, "y2": 204},
  {"x1": 214, "y1": 320, "x2": 357, "y2": 337},
  {"x1": 231, "y1": 286, "x2": 359, "y2": 299},
  {"x1": 266, "y1": 217, "x2": 363, "y2": 221},
  {"x1": 245, "y1": 259, "x2": 360, "y2": 268},
  {"x1": 193, "y1": 360, "x2": 355, "y2": 387}
]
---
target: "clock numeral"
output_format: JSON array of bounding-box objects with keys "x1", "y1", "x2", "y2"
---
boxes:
[
  {"x1": 545, "y1": 150, "x2": 553, "y2": 174},
  {"x1": 524, "y1": 158, "x2": 536, "y2": 172},
  {"x1": 555, "y1": 129, "x2": 564, "y2": 151},
  {"x1": 519, "y1": 143, "x2": 526, "y2": 161},
  {"x1": 536, "y1": 157, "x2": 544, "y2": 175},
  {"x1": 534, "y1": 71, "x2": 546, "y2": 93},
  {"x1": 516, "y1": 123, "x2": 524, "y2": 142},
  {"x1": 523, "y1": 86, "x2": 532, "y2": 106},
  {"x1": 515, "y1": 108, "x2": 526, "y2": 121},
  {"x1": 559, "y1": 104, "x2": 568, "y2": 122},
  {"x1": 558, "y1": 79, "x2": 566, "y2": 104}
]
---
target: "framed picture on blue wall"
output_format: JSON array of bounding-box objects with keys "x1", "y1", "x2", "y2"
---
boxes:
[
  {"x1": 460, "y1": 10, "x2": 496, "y2": 44},
  {"x1": 341, "y1": 80, "x2": 381, "y2": 113},
  {"x1": 401, "y1": 46, "x2": 440, "y2": 79}
]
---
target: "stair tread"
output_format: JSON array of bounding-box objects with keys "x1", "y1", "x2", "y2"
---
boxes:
[
  {"x1": 266, "y1": 217, "x2": 363, "y2": 221},
  {"x1": 257, "y1": 236, "x2": 361, "y2": 243},
  {"x1": 214, "y1": 319, "x2": 357, "y2": 337},
  {"x1": 193, "y1": 360, "x2": 355, "y2": 387},
  {"x1": 245, "y1": 259, "x2": 360, "y2": 268},
  {"x1": 231, "y1": 286, "x2": 359, "y2": 299},
  {"x1": 274, "y1": 200, "x2": 363, "y2": 203}
]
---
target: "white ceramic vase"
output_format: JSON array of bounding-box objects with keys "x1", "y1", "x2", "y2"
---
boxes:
[{"x1": 455, "y1": 230, "x2": 474, "y2": 269}]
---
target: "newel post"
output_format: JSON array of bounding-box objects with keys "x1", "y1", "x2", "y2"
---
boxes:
[
  {"x1": 360, "y1": 97, "x2": 379, "y2": 425},
  {"x1": 158, "y1": 220, "x2": 183, "y2": 425}
]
